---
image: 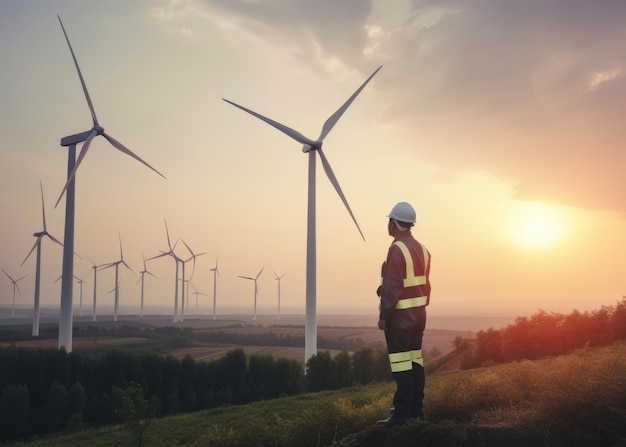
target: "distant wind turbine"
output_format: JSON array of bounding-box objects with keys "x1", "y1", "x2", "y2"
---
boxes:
[
  {"x1": 137, "y1": 253, "x2": 156, "y2": 318},
  {"x1": 87, "y1": 256, "x2": 106, "y2": 322},
  {"x1": 75, "y1": 275, "x2": 85, "y2": 317},
  {"x1": 2, "y1": 269, "x2": 28, "y2": 318},
  {"x1": 148, "y1": 219, "x2": 182, "y2": 323},
  {"x1": 238, "y1": 266, "x2": 264, "y2": 320},
  {"x1": 270, "y1": 268, "x2": 287, "y2": 319},
  {"x1": 223, "y1": 66, "x2": 381, "y2": 362},
  {"x1": 190, "y1": 282, "x2": 207, "y2": 312},
  {"x1": 20, "y1": 182, "x2": 63, "y2": 335},
  {"x1": 54, "y1": 15, "x2": 165, "y2": 352},
  {"x1": 210, "y1": 252, "x2": 223, "y2": 320},
  {"x1": 180, "y1": 240, "x2": 206, "y2": 321},
  {"x1": 100, "y1": 233, "x2": 134, "y2": 322}
]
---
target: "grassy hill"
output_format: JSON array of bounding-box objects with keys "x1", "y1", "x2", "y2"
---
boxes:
[{"x1": 8, "y1": 341, "x2": 626, "y2": 447}]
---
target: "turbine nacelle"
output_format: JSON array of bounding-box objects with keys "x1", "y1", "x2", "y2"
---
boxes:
[{"x1": 302, "y1": 141, "x2": 323, "y2": 153}]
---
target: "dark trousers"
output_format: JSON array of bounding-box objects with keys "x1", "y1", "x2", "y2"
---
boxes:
[{"x1": 384, "y1": 311, "x2": 426, "y2": 417}]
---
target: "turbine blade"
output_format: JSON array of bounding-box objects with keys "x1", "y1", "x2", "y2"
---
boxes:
[
  {"x1": 20, "y1": 238, "x2": 43, "y2": 267},
  {"x1": 39, "y1": 181, "x2": 47, "y2": 231},
  {"x1": 102, "y1": 132, "x2": 166, "y2": 179},
  {"x1": 318, "y1": 65, "x2": 382, "y2": 141},
  {"x1": 238, "y1": 276, "x2": 254, "y2": 280},
  {"x1": 118, "y1": 232, "x2": 123, "y2": 260},
  {"x1": 318, "y1": 148, "x2": 365, "y2": 241},
  {"x1": 122, "y1": 261, "x2": 134, "y2": 274},
  {"x1": 256, "y1": 266, "x2": 265, "y2": 279},
  {"x1": 2, "y1": 269, "x2": 13, "y2": 281},
  {"x1": 54, "y1": 128, "x2": 97, "y2": 208},
  {"x1": 164, "y1": 219, "x2": 173, "y2": 250},
  {"x1": 222, "y1": 99, "x2": 317, "y2": 147},
  {"x1": 45, "y1": 233, "x2": 64, "y2": 248},
  {"x1": 57, "y1": 15, "x2": 99, "y2": 126}
]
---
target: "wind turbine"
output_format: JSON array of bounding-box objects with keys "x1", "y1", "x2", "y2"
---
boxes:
[
  {"x1": 20, "y1": 182, "x2": 63, "y2": 335},
  {"x1": 148, "y1": 219, "x2": 182, "y2": 323},
  {"x1": 87, "y1": 256, "x2": 106, "y2": 322},
  {"x1": 270, "y1": 268, "x2": 287, "y2": 319},
  {"x1": 137, "y1": 253, "x2": 156, "y2": 318},
  {"x1": 238, "y1": 266, "x2": 264, "y2": 320},
  {"x1": 54, "y1": 16, "x2": 165, "y2": 352},
  {"x1": 100, "y1": 234, "x2": 133, "y2": 322},
  {"x1": 75, "y1": 275, "x2": 85, "y2": 317},
  {"x1": 190, "y1": 282, "x2": 207, "y2": 312},
  {"x1": 2, "y1": 269, "x2": 28, "y2": 318},
  {"x1": 180, "y1": 240, "x2": 206, "y2": 321},
  {"x1": 209, "y1": 252, "x2": 223, "y2": 320},
  {"x1": 223, "y1": 66, "x2": 381, "y2": 362}
]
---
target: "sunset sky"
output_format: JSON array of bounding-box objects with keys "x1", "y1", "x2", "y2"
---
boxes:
[{"x1": 0, "y1": 0, "x2": 624, "y2": 325}]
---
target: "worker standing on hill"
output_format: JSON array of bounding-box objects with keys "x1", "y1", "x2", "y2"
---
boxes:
[{"x1": 376, "y1": 201, "x2": 431, "y2": 428}]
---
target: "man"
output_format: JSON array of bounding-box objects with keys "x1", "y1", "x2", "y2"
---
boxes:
[{"x1": 376, "y1": 201, "x2": 431, "y2": 427}]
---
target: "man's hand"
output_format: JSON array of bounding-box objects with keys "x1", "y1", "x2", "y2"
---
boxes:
[{"x1": 378, "y1": 319, "x2": 387, "y2": 331}]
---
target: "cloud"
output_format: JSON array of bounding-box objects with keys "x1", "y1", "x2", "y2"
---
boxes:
[{"x1": 193, "y1": 0, "x2": 626, "y2": 212}]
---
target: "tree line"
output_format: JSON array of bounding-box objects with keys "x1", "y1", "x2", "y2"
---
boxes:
[
  {"x1": 0, "y1": 344, "x2": 395, "y2": 442},
  {"x1": 453, "y1": 297, "x2": 626, "y2": 369}
]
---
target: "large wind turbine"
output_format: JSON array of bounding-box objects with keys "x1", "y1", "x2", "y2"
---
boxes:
[
  {"x1": 238, "y1": 266, "x2": 264, "y2": 320},
  {"x1": 270, "y1": 268, "x2": 287, "y2": 320},
  {"x1": 2, "y1": 269, "x2": 28, "y2": 318},
  {"x1": 54, "y1": 16, "x2": 165, "y2": 351},
  {"x1": 137, "y1": 253, "x2": 156, "y2": 318},
  {"x1": 223, "y1": 66, "x2": 381, "y2": 362},
  {"x1": 20, "y1": 182, "x2": 63, "y2": 335},
  {"x1": 148, "y1": 219, "x2": 182, "y2": 323},
  {"x1": 100, "y1": 234, "x2": 133, "y2": 322},
  {"x1": 210, "y1": 253, "x2": 222, "y2": 320}
]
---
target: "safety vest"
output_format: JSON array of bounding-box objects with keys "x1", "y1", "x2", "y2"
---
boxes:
[{"x1": 387, "y1": 240, "x2": 430, "y2": 309}]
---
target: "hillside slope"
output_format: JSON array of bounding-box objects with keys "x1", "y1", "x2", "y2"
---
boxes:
[{"x1": 9, "y1": 342, "x2": 626, "y2": 447}]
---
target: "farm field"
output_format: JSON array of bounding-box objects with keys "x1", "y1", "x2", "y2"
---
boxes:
[{"x1": 0, "y1": 312, "x2": 472, "y2": 363}]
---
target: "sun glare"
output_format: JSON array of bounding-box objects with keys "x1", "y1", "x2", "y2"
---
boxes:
[{"x1": 510, "y1": 202, "x2": 564, "y2": 248}]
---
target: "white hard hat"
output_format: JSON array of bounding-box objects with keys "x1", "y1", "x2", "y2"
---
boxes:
[{"x1": 387, "y1": 201, "x2": 416, "y2": 224}]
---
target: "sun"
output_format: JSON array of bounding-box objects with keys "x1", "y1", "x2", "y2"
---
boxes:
[{"x1": 510, "y1": 202, "x2": 564, "y2": 248}]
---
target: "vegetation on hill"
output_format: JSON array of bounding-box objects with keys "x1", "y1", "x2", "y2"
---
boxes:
[{"x1": 5, "y1": 342, "x2": 626, "y2": 447}]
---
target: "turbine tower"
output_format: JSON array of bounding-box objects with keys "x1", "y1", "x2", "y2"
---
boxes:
[
  {"x1": 210, "y1": 252, "x2": 222, "y2": 320},
  {"x1": 223, "y1": 66, "x2": 381, "y2": 362},
  {"x1": 137, "y1": 253, "x2": 156, "y2": 318},
  {"x1": 54, "y1": 16, "x2": 165, "y2": 351},
  {"x1": 100, "y1": 233, "x2": 133, "y2": 322},
  {"x1": 2, "y1": 269, "x2": 28, "y2": 318},
  {"x1": 270, "y1": 268, "x2": 287, "y2": 319},
  {"x1": 238, "y1": 266, "x2": 264, "y2": 320},
  {"x1": 148, "y1": 219, "x2": 182, "y2": 323},
  {"x1": 20, "y1": 182, "x2": 63, "y2": 335}
]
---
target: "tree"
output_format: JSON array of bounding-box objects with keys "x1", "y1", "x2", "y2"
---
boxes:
[
  {"x1": 116, "y1": 382, "x2": 155, "y2": 447},
  {"x1": 0, "y1": 384, "x2": 29, "y2": 441}
]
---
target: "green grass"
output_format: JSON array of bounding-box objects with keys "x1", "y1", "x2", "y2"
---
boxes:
[{"x1": 9, "y1": 342, "x2": 626, "y2": 447}]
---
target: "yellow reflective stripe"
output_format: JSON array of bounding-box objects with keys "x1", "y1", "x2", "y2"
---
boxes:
[
  {"x1": 411, "y1": 349, "x2": 423, "y2": 366},
  {"x1": 388, "y1": 351, "x2": 411, "y2": 363},
  {"x1": 388, "y1": 351, "x2": 413, "y2": 372},
  {"x1": 393, "y1": 241, "x2": 427, "y2": 287},
  {"x1": 390, "y1": 361, "x2": 413, "y2": 372},
  {"x1": 395, "y1": 296, "x2": 428, "y2": 309}
]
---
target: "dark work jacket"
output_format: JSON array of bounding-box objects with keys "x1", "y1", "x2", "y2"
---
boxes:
[{"x1": 378, "y1": 231, "x2": 431, "y2": 330}]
